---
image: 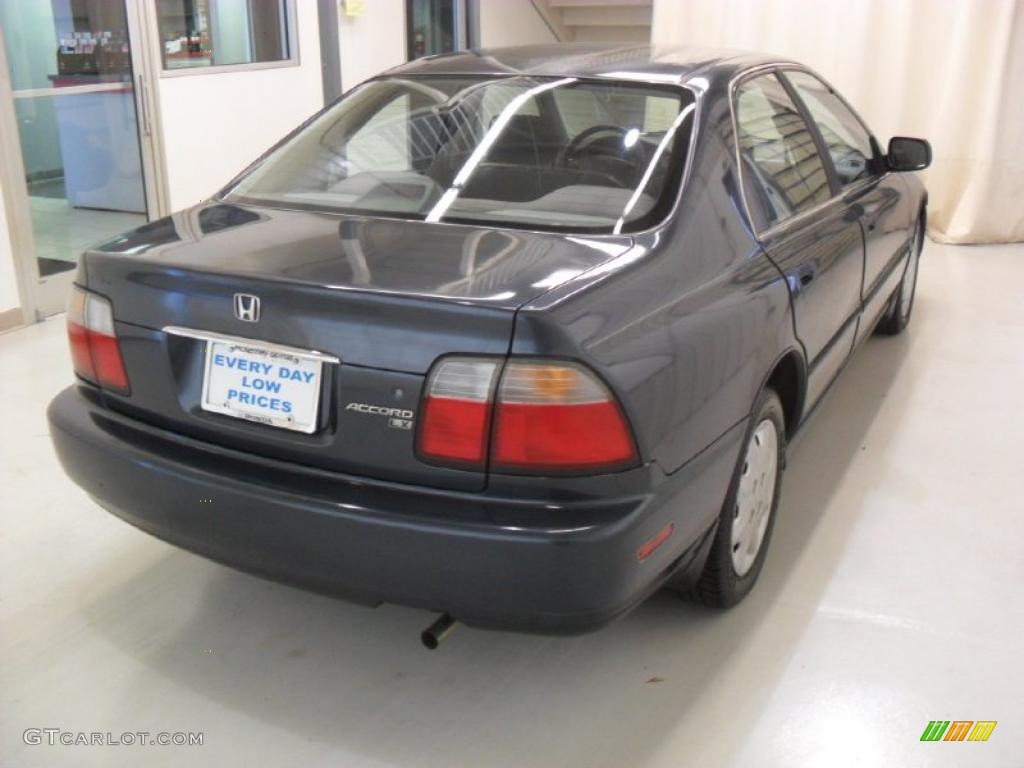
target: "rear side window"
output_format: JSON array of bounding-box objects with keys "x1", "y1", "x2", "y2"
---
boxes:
[
  {"x1": 784, "y1": 71, "x2": 876, "y2": 187},
  {"x1": 735, "y1": 73, "x2": 831, "y2": 229}
]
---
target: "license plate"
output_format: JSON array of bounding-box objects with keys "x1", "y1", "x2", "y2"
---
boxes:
[{"x1": 200, "y1": 339, "x2": 324, "y2": 433}]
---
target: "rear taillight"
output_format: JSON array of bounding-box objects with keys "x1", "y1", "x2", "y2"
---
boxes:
[
  {"x1": 417, "y1": 357, "x2": 637, "y2": 474},
  {"x1": 417, "y1": 358, "x2": 499, "y2": 469},
  {"x1": 66, "y1": 285, "x2": 130, "y2": 394},
  {"x1": 491, "y1": 361, "x2": 637, "y2": 472}
]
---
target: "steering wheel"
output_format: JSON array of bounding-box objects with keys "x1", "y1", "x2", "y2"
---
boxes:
[
  {"x1": 559, "y1": 124, "x2": 631, "y2": 167},
  {"x1": 556, "y1": 124, "x2": 641, "y2": 189}
]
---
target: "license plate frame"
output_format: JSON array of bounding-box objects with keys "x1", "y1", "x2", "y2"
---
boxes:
[{"x1": 199, "y1": 337, "x2": 327, "y2": 434}]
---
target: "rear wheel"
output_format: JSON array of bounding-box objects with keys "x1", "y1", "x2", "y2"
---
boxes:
[
  {"x1": 877, "y1": 215, "x2": 924, "y2": 335},
  {"x1": 693, "y1": 388, "x2": 785, "y2": 607}
]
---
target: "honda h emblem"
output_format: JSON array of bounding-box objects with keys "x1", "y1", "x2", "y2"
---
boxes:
[{"x1": 233, "y1": 293, "x2": 261, "y2": 322}]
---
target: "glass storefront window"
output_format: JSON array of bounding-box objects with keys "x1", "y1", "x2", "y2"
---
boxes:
[
  {"x1": 1, "y1": 0, "x2": 134, "y2": 89},
  {"x1": 0, "y1": 0, "x2": 147, "y2": 285},
  {"x1": 156, "y1": 0, "x2": 292, "y2": 71}
]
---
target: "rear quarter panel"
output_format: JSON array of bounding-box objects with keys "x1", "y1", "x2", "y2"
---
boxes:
[{"x1": 512, "y1": 84, "x2": 799, "y2": 475}]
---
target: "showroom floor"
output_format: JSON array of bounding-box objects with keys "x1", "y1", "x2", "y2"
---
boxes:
[{"x1": 1, "y1": 240, "x2": 1021, "y2": 768}]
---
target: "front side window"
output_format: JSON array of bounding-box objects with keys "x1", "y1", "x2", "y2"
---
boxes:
[
  {"x1": 224, "y1": 76, "x2": 696, "y2": 234},
  {"x1": 735, "y1": 73, "x2": 831, "y2": 229},
  {"x1": 156, "y1": 0, "x2": 292, "y2": 71},
  {"x1": 784, "y1": 70, "x2": 876, "y2": 187}
]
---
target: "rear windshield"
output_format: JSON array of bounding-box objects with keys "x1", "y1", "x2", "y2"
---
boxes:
[{"x1": 223, "y1": 75, "x2": 696, "y2": 234}]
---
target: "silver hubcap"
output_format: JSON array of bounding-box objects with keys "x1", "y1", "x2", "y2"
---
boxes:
[
  {"x1": 900, "y1": 226, "x2": 921, "y2": 319},
  {"x1": 731, "y1": 418, "x2": 779, "y2": 577}
]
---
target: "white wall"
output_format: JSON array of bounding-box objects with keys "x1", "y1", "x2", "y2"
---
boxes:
[
  {"x1": 154, "y1": 1, "x2": 324, "y2": 211},
  {"x1": 478, "y1": 0, "x2": 557, "y2": 47},
  {"x1": 338, "y1": 0, "x2": 407, "y2": 92}
]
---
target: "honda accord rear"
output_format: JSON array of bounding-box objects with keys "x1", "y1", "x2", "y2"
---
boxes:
[{"x1": 48, "y1": 46, "x2": 822, "y2": 635}]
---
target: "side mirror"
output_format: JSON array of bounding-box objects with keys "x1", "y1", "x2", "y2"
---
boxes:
[{"x1": 887, "y1": 137, "x2": 931, "y2": 172}]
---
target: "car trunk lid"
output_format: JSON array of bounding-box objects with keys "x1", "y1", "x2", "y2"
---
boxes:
[{"x1": 82, "y1": 203, "x2": 633, "y2": 490}]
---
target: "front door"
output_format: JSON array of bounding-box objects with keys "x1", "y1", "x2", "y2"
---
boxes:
[
  {"x1": 0, "y1": 0, "x2": 161, "y2": 318},
  {"x1": 780, "y1": 69, "x2": 911, "y2": 340}
]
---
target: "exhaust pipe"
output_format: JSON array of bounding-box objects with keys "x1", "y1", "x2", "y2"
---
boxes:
[{"x1": 421, "y1": 613, "x2": 457, "y2": 649}]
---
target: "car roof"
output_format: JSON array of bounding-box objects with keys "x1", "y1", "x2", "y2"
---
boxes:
[{"x1": 386, "y1": 43, "x2": 789, "y2": 88}]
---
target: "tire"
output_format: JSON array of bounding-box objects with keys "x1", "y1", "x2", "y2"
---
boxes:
[
  {"x1": 693, "y1": 388, "x2": 786, "y2": 608},
  {"x1": 876, "y1": 214, "x2": 924, "y2": 336}
]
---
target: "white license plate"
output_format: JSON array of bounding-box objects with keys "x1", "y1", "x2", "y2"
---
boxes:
[{"x1": 200, "y1": 339, "x2": 324, "y2": 433}]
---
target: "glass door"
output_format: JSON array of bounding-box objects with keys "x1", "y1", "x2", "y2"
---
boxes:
[
  {"x1": 0, "y1": 0, "x2": 161, "y2": 318},
  {"x1": 406, "y1": 0, "x2": 468, "y2": 60}
]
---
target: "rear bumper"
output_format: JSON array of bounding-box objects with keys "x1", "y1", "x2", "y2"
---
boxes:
[{"x1": 48, "y1": 386, "x2": 741, "y2": 634}]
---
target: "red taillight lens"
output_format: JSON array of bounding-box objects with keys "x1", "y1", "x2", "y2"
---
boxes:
[
  {"x1": 417, "y1": 358, "x2": 499, "y2": 468},
  {"x1": 417, "y1": 357, "x2": 638, "y2": 474},
  {"x1": 492, "y1": 362, "x2": 637, "y2": 473},
  {"x1": 67, "y1": 288, "x2": 96, "y2": 383},
  {"x1": 66, "y1": 286, "x2": 130, "y2": 394},
  {"x1": 89, "y1": 332, "x2": 130, "y2": 392}
]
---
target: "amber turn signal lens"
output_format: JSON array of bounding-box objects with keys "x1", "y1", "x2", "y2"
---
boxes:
[{"x1": 528, "y1": 365, "x2": 580, "y2": 400}]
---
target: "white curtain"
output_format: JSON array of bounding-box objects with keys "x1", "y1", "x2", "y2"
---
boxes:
[{"x1": 652, "y1": 0, "x2": 1024, "y2": 243}]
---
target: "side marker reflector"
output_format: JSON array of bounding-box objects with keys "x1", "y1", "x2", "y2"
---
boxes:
[{"x1": 637, "y1": 522, "x2": 674, "y2": 562}]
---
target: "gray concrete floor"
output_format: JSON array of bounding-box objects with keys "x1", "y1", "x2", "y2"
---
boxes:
[{"x1": 1, "y1": 240, "x2": 1022, "y2": 767}]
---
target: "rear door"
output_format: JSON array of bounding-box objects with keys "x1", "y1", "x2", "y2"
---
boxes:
[
  {"x1": 734, "y1": 71, "x2": 864, "y2": 409},
  {"x1": 781, "y1": 69, "x2": 911, "y2": 337}
]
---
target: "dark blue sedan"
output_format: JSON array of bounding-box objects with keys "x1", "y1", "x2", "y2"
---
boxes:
[{"x1": 48, "y1": 44, "x2": 930, "y2": 643}]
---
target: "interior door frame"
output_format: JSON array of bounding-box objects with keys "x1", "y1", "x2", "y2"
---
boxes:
[
  {"x1": 0, "y1": 0, "x2": 167, "y2": 322},
  {"x1": 126, "y1": 0, "x2": 170, "y2": 220},
  {"x1": 0, "y1": 31, "x2": 39, "y2": 324},
  {"x1": 130, "y1": 0, "x2": 171, "y2": 220}
]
